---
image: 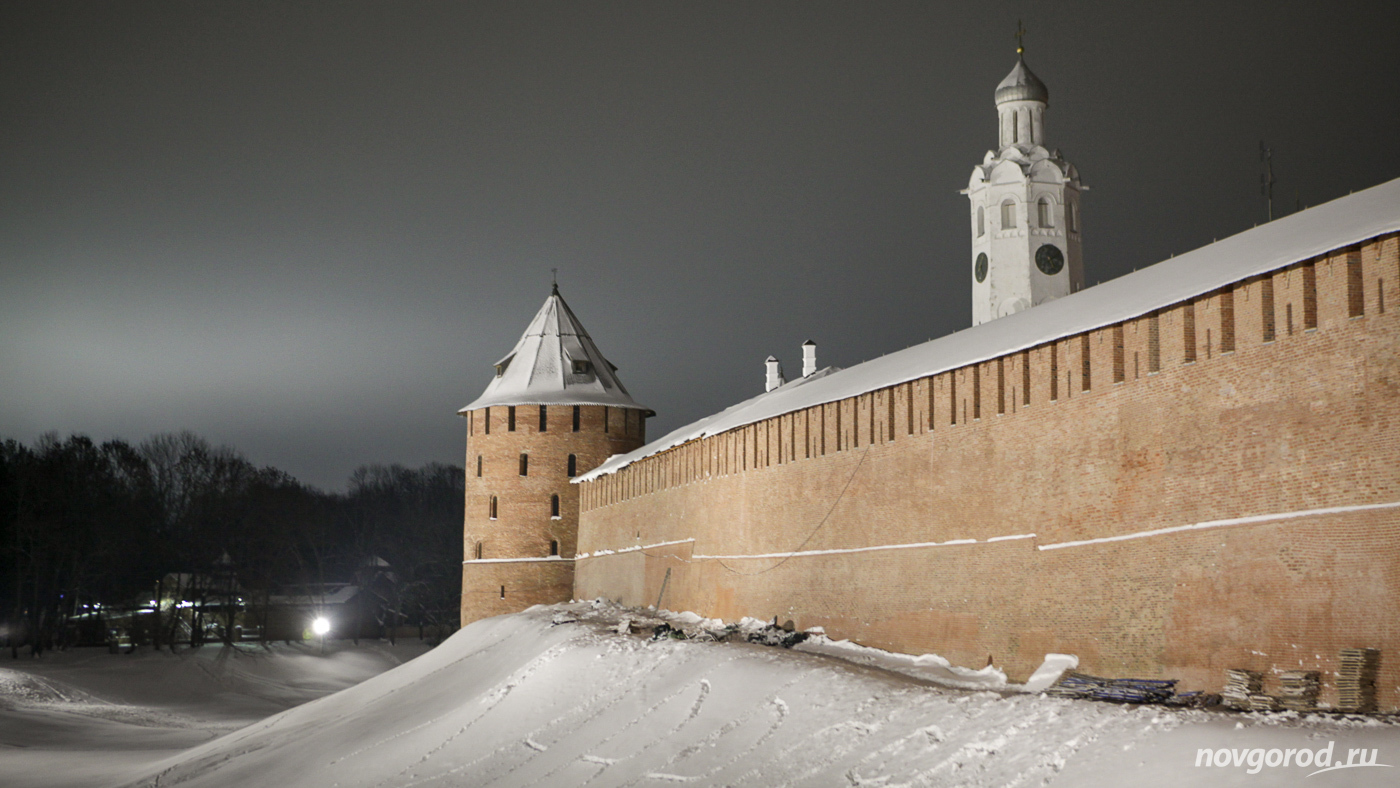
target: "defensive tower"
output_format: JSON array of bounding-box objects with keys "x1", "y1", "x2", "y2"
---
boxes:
[
  {"x1": 965, "y1": 32, "x2": 1085, "y2": 325},
  {"x1": 458, "y1": 285, "x2": 650, "y2": 624}
]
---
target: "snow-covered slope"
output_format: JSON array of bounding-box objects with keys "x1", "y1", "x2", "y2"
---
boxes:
[{"x1": 102, "y1": 603, "x2": 1398, "y2": 788}]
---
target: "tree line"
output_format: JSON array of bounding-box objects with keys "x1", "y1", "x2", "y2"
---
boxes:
[{"x1": 0, "y1": 431, "x2": 463, "y2": 655}]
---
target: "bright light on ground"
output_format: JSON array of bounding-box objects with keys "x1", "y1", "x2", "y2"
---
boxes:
[{"x1": 312, "y1": 617, "x2": 331, "y2": 636}]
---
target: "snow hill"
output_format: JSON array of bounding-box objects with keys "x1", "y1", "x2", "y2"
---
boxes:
[{"x1": 98, "y1": 601, "x2": 1397, "y2": 788}]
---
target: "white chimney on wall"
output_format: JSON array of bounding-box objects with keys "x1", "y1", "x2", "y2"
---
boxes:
[
  {"x1": 765, "y1": 356, "x2": 785, "y2": 392},
  {"x1": 802, "y1": 340, "x2": 817, "y2": 377}
]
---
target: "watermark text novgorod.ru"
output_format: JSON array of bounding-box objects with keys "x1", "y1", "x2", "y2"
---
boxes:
[{"x1": 1196, "y1": 741, "x2": 1391, "y2": 777}]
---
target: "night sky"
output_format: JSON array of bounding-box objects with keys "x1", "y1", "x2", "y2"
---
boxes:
[{"x1": 4, "y1": 2, "x2": 1398, "y2": 491}]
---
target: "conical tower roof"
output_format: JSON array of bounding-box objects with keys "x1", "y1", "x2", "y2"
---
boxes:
[{"x1": 459, "y1": 286, "x2": 650, "y2": 413}]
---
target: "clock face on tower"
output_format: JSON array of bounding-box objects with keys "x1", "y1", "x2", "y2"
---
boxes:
[
  {"x1": 975, "y1": 253, "x2": 988, "y2": 283},
  {"x1": 1035, "y1": 244, "x2": 1064, "y2": 276}
]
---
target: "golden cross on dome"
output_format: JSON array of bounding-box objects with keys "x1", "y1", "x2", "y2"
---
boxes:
[{"x1": 1014, "y1": 20, "x2": 1027, "y2": 55}]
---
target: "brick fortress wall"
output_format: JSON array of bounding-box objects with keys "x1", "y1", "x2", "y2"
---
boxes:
[
  {"x1": 461, "y1": 403, "x2": 646, "y2": 624},
  {"x1": 574, "y1": 233, "x2": 1400, "y2": 710}
]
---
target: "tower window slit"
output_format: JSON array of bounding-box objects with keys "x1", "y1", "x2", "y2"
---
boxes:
[
  {"x1": 1183, "y1": 302, "x2": 1197, "y2": 362},
  {"x1": 1148, "y1": 313, "x2": 1160, "y2": 372},
  {"x1": 489, "y1": 496, "x2": 498, "y2": 520},
  {"x1": 1303, "y1": 262, "x2": 1318, "y2": 328},
  {"x1": 973, "y1": 366, "x2": 981, "y2": 420},
  {"x1": 539, "y1": 405, "x2": 548, "y2": 432},
  {"x1": 567, "y1": 454, "x2": 577, "y2": 477},
  {"x1": 1080, "y1": 334, "x2": 1091, "y2": 391},
  {"x1": 550, "y1": 540, "x2": 559, "y2": 556},
  {"x1": 1050, "y1": 344, "x2": 1059, "y2": 400},
  {"x1": 996, "y1": 358, "x2": 1005, "y2": 415},
  {"x1": 868, "y1": 396, "x2": 875, "y2": 445},
  {"x1": 1112, "y1": 325, "x2": 1125, "y2": 383},
  {"x1": 1347, "y1": 250, "x2": 1364, "y2": 317},
  {"x1": 476, "y1": 455, "x2": 482, "y2": 477},
  {"x1": 551, "y1": 494, "x2": 560, "y2": 518},
  {"x1": 508, "y1": 406, "x2": 516, "y2": 431},
  {"x1": 1022, "y1": 350, "x2": 1031, "y2": 405},
  {"x1": 519, "y1": 453, "x2": 528, "y2": 476},
  {"x1": 950, "y1": 374, "x2": 958, "y2": 425},
  {"x1": 1261, "y1": 278, "x2": 1276, "y2": 342},
  {"x1": 572, "y1": 405, "x2": 581, "y2": 432},
  {"x1": 1220, "y1": 288, "x2": 1235, "y2": 352}
]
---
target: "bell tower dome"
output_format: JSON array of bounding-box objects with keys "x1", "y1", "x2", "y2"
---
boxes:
[
  {"x1": 458, "y1": 285, "x2": 651, "y2": 625},
  {"x1": 965, "y1": 31, "x2": 1085, "y2": 326}
]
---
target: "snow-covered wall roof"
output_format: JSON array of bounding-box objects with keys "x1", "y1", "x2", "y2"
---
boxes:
[
  {"x1": 577, "y1": 176, "x2": 1400, "y2": 482},
  {"x1": 461, "y1": 286, "x2": 650, "y2": 413}
]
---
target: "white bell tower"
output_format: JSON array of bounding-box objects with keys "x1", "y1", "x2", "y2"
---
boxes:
[{"x1": 965, "y1": 29, "x2": 1084, "y2": 326}]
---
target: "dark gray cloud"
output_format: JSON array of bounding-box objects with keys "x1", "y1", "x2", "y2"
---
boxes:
[{"x1": 4, "y1": 1, "x2": 1397, "y2": 490}]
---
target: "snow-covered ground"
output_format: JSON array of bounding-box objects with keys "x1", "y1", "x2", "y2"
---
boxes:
[
  {"x1": 1, "y1": 602, "x2": 1396, "y2": 787},
  {"x1": 0, "y1": 639, "x2": 431, "y2": 788}
]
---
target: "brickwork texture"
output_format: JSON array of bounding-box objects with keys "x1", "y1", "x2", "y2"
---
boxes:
[
  {"x1": 461, "y1": 403, "x2": 646, "y2": 624},
  {"x1": 573, "y1": 233, "x2": 1400, "y2": 711}
]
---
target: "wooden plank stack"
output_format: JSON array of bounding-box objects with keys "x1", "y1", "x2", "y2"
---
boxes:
[
  {"x1": 1247, "y1": 693, "x2": 1279, "y2": 712},
  {"x1": 1336, "y1": 648, "x2": 1380, "y2": 713},
  {"x1": 1223, "y1": 669, "x2": 1263, "y2": 710},
  {"x1": 1045, "y1": 672, "x2": 1177, "y2": 704},
  {"x1": 1278, "y1": 670, "x2": 1321, "y2": 711}
]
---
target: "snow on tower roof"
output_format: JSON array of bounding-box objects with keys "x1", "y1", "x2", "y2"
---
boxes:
[
  {"x1": 577, "y1": 177, "x2": 1400, "y2": 482},
  {"x1": 995, "y1": 55, "x2": 1048, "y2": 105},
  {"x1": 460, "y1": 285, "x2": 650, "y2": 414}
]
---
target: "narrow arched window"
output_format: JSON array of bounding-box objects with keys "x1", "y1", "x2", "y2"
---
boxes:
[
  {"x1": 1001, "y1": 200, "x2": 1017, "y2": 229},
  {"x1": 538, "y1": 405, "x2": 547, "y2": 432},
  {"x1": 489, "y1": 496, "x2": 498, "y2": 519},
  {"x1": 507, "y1": 406, "x2": 516, "y2": 432},
  {"x1": 572, "y1": 405, "x2": 580, "y2": 432},
  {"x1": 567, "y1": 454, "x2": 577, "y2": 477},
  {"x1": 1038, "y1": 197, "x2": 1053, "y2": 228},
  {"x1": 474, "y1": 542, "x2": 483, "y2": 560},
  {"x1": 977, "y1": 206, "x2": 985, "y2": 236},
  {"x1": 476, "y1": 455, "x2": 482, "y2": 477},
  {"x1": 1067, "y1": 201, "x2": 1076, "y2": 232},
  {"x1": 550, "y1": 540, "x2": 559, "y2": 556},
  {"x1": 519, "y1": 453, "x2": 528, "y2": 476},
  {"x1": 551, "y1": 494, "x2": 560, "y2": 518},
  {"x1": 1012, "y1": 111, "x2": 1020, "y2": 144}
]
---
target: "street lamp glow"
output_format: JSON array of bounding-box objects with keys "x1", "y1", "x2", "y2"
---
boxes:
[{"x1": 312, "y1": 617, "x2": 331, "y2": 636}]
